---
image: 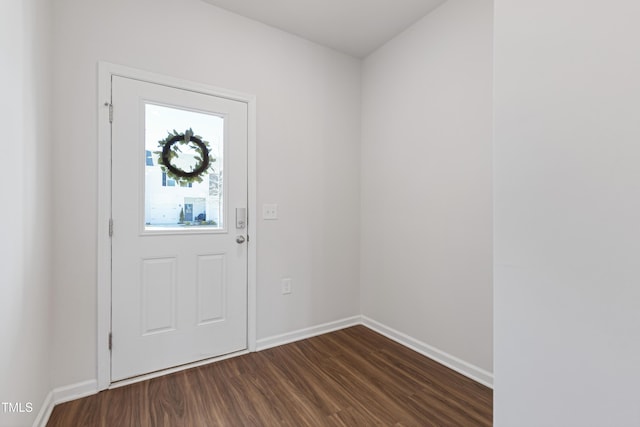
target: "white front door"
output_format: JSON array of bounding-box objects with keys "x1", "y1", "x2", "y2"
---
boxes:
[{"x1": 110, "y1": 76, "x2": 248, "y2": 382}]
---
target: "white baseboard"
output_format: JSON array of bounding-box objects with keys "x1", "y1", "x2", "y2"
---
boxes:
[
  {"x1": 52, "y1": 379, "x2": 98, "y2": 405},
  {"x1": 32, "y1": 390, "x2": 53, "y2": 427},
  {"x1": 361, "y1": 316, "x2": 494, "y2": 388},
  {"x1": 256, "y1": 316, "x2": 362, "y2": 351},
  {"x1": 33, "y1": 380, "x2": 98, "y2": 427}
]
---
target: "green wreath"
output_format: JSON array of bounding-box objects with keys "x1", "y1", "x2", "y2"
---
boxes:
[{"x1": 154, "y1": 129, "x2": 216, "y2": 185}]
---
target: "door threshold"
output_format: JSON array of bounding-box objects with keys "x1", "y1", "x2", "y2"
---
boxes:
[{"x1": 109, "y1": 349, "x2": 250, "y2": 389}]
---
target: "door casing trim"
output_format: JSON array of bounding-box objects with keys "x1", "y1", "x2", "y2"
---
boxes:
[{"x1": 97, "y1": 62, "x2": 257, "y2": 390}]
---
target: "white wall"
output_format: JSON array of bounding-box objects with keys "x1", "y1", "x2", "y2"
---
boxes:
[
  {"x1": 361, "y1": 0, "x2": 493, "y2": 375},
  {"x1": 494, "y1": 1, "x2": 640, "y2": 425},
  {"x1": 0, "y1": 0, "x2": 52, "y2": 425},
  {"x1": 51, "y1": 0, "x2": 361, "y2": 388}
]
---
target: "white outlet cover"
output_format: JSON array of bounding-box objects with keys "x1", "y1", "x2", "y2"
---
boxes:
[
  {"x1": 263, "y1": 204, "x2": 278, "y2": 220},
  {"x1": 281, "y1": 278, "x2": 292, "y2": 294}
]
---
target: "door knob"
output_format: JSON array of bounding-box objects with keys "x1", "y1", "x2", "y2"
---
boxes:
[{"x1": 236, "y1": 235, "x2": 246, "y2": 244}]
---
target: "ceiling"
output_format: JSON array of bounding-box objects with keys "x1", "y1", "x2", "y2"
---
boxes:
[{"x1": 200, "y1": 0, "x2": 446, "y2": 58}]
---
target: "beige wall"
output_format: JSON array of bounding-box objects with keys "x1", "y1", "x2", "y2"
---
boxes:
[
  {"x1": 361, "y1": 0, "x2": 494, "y2": 376},
  {"x1": 494, "y1": 0, "x2": 640, "y2": 425},
  {"x1": 0, "y1": 0, "x2": 53, "y2": 425}
]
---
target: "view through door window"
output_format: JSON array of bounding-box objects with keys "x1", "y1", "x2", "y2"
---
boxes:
[{"x1": 144, "y1": 103, "x2": 225, "y2": 230}]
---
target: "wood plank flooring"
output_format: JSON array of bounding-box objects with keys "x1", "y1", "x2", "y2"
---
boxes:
[{"x1": 47, "y1": 326, "x2": 492, "y2": 426}]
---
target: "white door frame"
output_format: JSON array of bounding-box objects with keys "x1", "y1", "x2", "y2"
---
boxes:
[{"x1": 97, "y1": 62, "x2": 257, "y2": 390}]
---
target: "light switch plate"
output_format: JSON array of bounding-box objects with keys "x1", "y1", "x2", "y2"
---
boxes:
[{"x1": 263, "y1": 204, "x2": 278, "y2": 220}]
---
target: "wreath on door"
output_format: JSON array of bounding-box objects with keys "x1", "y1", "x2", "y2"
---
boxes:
[{"x1": 154, "y1": 129, "x2": 215, "y2": 184}]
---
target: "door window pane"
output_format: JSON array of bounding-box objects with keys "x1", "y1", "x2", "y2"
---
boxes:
[{"x1": 144, "y1": 103, "x2": 224, "y2": 230}]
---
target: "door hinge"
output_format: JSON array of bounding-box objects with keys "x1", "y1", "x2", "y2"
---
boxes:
[
  {"x1": 109, "y1": 218, "x2": 113, "y2": 237},
  {"x1": 108, "y1": 103, "x2": 113, "y2": 123},
  {"x1": 108, "y1": 333, "x2": 112, "y2": 351}
]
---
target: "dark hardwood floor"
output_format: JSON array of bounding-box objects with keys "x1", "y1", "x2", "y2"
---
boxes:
[{"x1": 47, "y1": 326, "x2": 492, "y2": 426}]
